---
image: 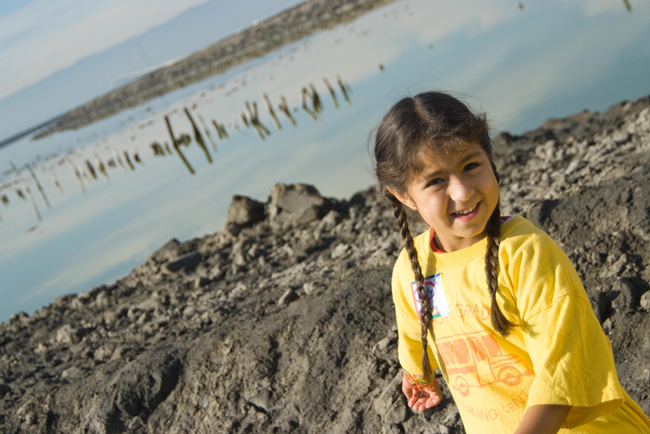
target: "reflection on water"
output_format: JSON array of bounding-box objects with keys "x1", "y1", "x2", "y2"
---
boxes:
[{"x1": 0, "y1": 0, "x2": 649, "y2": 321}]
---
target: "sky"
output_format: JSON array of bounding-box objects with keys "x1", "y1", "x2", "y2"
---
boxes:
[{"x1": 0, "y1": 0, "x2": 303, "y2": 139}]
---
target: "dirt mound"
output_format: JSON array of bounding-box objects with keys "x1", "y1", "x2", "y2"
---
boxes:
[{"x1": 1, "y1": 95, "x2": 650, "y2": 433}]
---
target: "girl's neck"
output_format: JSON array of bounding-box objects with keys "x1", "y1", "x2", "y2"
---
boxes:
[{"x1": 430, "y1": 216, "x2": 513, "y2": 253}]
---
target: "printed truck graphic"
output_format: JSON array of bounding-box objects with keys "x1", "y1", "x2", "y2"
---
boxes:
[{"x1": 437, "y1": 330, "x2": 533, "y2": 397}]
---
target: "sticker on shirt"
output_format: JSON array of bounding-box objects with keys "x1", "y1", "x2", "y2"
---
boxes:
[{"x1": 411, "y1": 273, "x2": 450, "y2": 321}]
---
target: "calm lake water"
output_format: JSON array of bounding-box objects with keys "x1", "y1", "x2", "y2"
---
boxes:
[{"x1": 1, "y1": 0, "x2": 649, "y2": 321}]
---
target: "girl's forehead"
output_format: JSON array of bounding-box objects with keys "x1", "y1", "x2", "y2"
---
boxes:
[{"x1": 416, "y1": 141, "x2": 483, "y2": 167}]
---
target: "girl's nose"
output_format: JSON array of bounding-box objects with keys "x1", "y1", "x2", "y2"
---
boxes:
[{"x1": 449, "y1": 178, "x2": 474, "y2": 202}]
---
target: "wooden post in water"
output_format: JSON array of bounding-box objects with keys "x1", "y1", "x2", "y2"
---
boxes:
[
  {"x1": 323, "y1": 78, "x2": 339, "y2": 109},
  {"x1": 278, "y1": 96, "x2": 297, "y2": 126},
  {"x1": 66, "y1": 158, "x2": 85, "y2": 193},
  {"x1": 337, "y1": 74, "x2": 352, "y2": 105},
  {"x1": 9, "y1": 161, "x2": 41, "y2": 222},
  {"x1": 95, "y1": 153, "x2": 109, "y2": 180},
  {"x1": 245, "y1": 101, "x2": 270, "y2": 140},
  {"x1": 184, "y1": 108, "x2": 212, "y2": 163},
  {"x1": 263, "y1": 94, "x2": 282, "y2": 130},
  {"x1": 26, "y1": 164, "x2": 51, "y2": 208},
  {"x1": 112, "y1": 149, "x2": 127, "y2": 173},
  {"x1": 123, "y1": 151, "x2": 135, "y2": 171},
  {"x1": 52, "y1": 173, "x2": 64, "y2": 194},
  {"x1": 197, "y1": 113, "x2": 217, "y2": 152},
  {"x1": 301, "y1": 87, "x2": 317, "y2": 120},
  {"x1": 165, "y1": 115, "x2": 195, "y2": 174}
]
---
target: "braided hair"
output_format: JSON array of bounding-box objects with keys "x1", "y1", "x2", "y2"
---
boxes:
[{"x1": 374, "y1": 92, "x2": 514, "y2": 382}]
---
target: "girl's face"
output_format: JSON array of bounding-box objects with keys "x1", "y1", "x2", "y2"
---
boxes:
[{"x1": 392, "y1": 142, "x2": 500, "y2": 252}]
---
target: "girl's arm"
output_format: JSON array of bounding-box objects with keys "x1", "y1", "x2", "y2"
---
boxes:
[{"x1": 513, "y1": 404, "x2": 571, "y2": 434}]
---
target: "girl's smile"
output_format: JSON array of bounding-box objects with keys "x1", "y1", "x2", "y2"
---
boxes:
[{"x1": 390, "y1": 142, "x2": 500, "y2": 252}]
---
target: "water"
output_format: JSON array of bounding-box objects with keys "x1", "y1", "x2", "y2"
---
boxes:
[{"x1": 1, "y1": 0, "x2": 649, "y2": 321}]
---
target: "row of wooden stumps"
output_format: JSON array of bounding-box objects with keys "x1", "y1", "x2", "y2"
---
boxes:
[
  {"x1": 0, "y1": 146, "x2": 145, "y2": 223},
  {"x1": 0, "y1": 75, "x2": 352, "y2": 222},
  {"x1": 156, "y1": 75, "x2": 351, "y2": 175}
]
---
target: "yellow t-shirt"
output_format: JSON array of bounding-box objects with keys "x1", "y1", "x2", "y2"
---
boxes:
[{"x1": 392, "y1": 215, "x2": 650, "y2": 433}]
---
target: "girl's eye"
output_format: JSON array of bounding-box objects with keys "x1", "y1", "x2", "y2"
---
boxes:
[
  {"x1": 464, "y1": 163, "x2": 479, "y2": 172},
  {"x1": 426, "y1": 178, "x2": 444, "y2": 187}
]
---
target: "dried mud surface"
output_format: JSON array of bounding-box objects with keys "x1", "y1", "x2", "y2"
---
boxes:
[{"x1": 2, "y1": 95, "x2": 650, "y2": 433}]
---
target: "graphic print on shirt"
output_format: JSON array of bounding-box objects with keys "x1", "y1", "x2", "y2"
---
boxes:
[
  {"x1": 437, "y1": 330, "x2": 533, "y2": 397},
  {"x1": 411, "y1": 273, "x2": 450, "y2": 321}
]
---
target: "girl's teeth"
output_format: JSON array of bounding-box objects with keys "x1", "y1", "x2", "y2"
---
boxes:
[{"x1": 454, "y1": 204, "x2": 476, "y2": 216}]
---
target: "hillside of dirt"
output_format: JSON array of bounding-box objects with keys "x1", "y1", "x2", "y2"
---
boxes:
[{"x1": 2, "y1": 95, "x2": 650, "y2": 433}]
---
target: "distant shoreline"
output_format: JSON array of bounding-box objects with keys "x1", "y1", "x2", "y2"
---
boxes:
[{"x1": 33, "y1": 0, "x2": 396, "y2": 140}]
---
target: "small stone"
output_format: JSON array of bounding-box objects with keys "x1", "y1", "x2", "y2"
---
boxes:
[
  {"x1": 55, "y1": 324, "x2": 78, "y2": 344},
  {"x1": 267, "y1": 183, "x2": 330, "y2": 225},
  {"x1": 94, "y1": 345, "x2": 113, "y2": 361},
  {"x1": 208, "y1": 266, "x2": 224, "y2": 281},
  {"x1": 278, "y1": 289, "x2": 298, "y2": 305},
  {"x1": 640, "y1": 291, "x2": 650, "y2": 311},
  {"x1": 162, "y1": 251, "x2": 202, "y2": 273},
  {"x1": 194, "y1": 276, "x2": 210, "y2": 289},
  {"x1": 610, "y1": 278, "x2": 635, "y2": 313},
  {"x1": 303, "y1": 282, "x2": 318, "y2": 295},
  {"x1": 229, "y1": 282, "x2": 247, "y2": 299},
  {"x1": 602, "y1": 318, "x2": 613, "y2": 331},
  {"x1": 249, "y1": 391, "x2": 270, "y2": 413},
  {"x1": 0, "y1": 383, "x2": 11, "y2": 399},
  {"x1": 224, "y1": 195, "x2": 266, "y2": 235},
  {"x1": 331, "y1": 243, "x2": 350, "y2": 259},
  {"x1": 150, "y1": 238, "x2": 182, "y2": 263}
]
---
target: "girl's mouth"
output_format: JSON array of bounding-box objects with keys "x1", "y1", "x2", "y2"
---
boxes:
[{"x1": 451, "y1": 202, "x2": 480, "y2": 220}]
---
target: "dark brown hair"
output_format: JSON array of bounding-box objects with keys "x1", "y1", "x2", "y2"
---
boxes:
[{"x1": 374, "y1": 92, "x2": 514, "y2": 383}]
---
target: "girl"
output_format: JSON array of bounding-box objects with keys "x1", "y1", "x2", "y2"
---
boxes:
[{"x1": 374, "y1": 92, "x2": 650, "y2": 434}]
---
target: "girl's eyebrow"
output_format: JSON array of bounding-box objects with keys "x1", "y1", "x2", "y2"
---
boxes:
[{"x1": 418, "y1": 151, "x2": 483, "y2": 181}]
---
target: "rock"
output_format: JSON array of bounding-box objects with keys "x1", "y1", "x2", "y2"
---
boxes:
[
  {"x1": 55, "y1": 324, "x2": 78, "y2": 344},
  {"x1": 268, "y1": 183, "x2": 331, "y2": 225},
  {"x1": 224, "y1": 195, "x2": 266, "y2": 235},
  {"x1": 162, "y1": 251, "x2": 202, "y2": 273},
  {"x1": 194, "y1": 276, "x2": 210, "y2": 289},
  {"x1": 229, "y1": 282, "x2": 247, "y2": 300},
  {"x1": 150, "y1": 238, "x2": 181, "y2": 263},
  {"x1": 248, "y1": 390, "x2": 270, "y2": 413},
  {"x1": 88, "y1": 348, "x2": 182, "y2": 430},
  {"x1": 302, "y1": 282, "x2": 320, "y2": 295},
  {"x1": 610, "y1": 278, "x2": 636, "y2": 313},
  {"x1": 0, "y1": 383, "x2": 11, "y2": 399},
  {"x1": 640, "y1": 291, "x2": 650, "y2": 311},
  {"x1": 278, "y1": 289, "x2": 298, "y2": 305},
  {"x1": 331, "y1": 243, "x2": 350, "y2": 259}
]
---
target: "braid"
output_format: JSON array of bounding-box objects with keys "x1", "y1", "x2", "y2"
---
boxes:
[
  {"x1": 385, "y1": 190, "x2": 434, "y2": 383},
  {"x1": 484, "y1": 201, "x2": 515, "y2": 336}
]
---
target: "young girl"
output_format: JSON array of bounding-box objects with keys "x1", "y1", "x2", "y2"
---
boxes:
[{"x1": 374, "y1": 92, "x2": 650, "y2": 434}]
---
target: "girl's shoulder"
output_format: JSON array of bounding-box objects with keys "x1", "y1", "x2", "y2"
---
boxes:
[
  {"x1": 501, "y1": 215, "x2": 557, "y2": 250},
  {"x1": 500, "y1": 215, "x2": 573, "y2": 274}
]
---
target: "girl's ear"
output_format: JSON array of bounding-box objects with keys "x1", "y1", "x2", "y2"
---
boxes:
[{"x1": 387, "y1": 187, "x2": 417, "y2": 211}]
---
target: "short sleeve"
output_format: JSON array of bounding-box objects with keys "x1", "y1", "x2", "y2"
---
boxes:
[
  {"x1": 515, "y1": 238, "x2": 625, "y2": 428},
  {"x1": 392, "y1": 250, "x2": 439, "y2": 376}
]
